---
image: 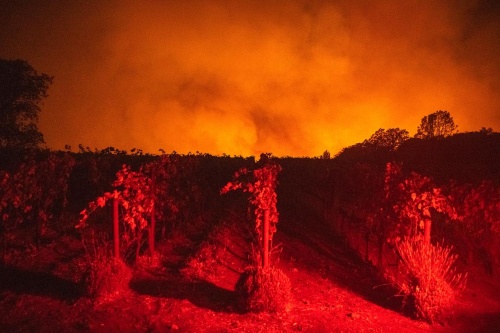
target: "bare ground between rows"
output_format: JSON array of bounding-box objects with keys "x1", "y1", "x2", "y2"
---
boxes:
[{"x1": 0, "y1": 215, "x2": 499, "y2": 332}]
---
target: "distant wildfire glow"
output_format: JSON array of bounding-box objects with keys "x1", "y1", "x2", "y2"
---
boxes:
[{"x1": 0, "y1": 0, "x2": 498, "y2": 156}]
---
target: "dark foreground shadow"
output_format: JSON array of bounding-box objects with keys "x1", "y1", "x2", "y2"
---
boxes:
[
  {"x1": 450, "y1": 311, "x2": 500, "y2": 333},
  {"x1": 0, "y1": 265, "x2": 83, "y2": 302},
  {"x1": 130, "y1": 271, "x2": 238, "y2": 313},
  {"x1": 279, "y1": 200, "x2": 404, "y2": 313}
]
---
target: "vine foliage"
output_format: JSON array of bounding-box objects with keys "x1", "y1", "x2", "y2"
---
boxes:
[
  {"x1": 383, "y1": 162, "x2": 458, "y2": 243},
  {"x1": 0, "y1": 152, "x2": 75, "y2": 233},
  {"x1": 221, "y1": 158, "x2": 282, "y2": 243},
  {"x1": 77, "y1": 155, "x2": 179, "y2": 260}
]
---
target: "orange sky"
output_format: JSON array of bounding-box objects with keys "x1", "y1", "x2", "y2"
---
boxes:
[{"x1": 1, "y1": 0, "x2": 498, "y2": 157}]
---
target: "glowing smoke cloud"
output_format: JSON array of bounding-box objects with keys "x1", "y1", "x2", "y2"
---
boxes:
[{"x1": 0, "y1": 0, "x2": 498, "y2": 156}]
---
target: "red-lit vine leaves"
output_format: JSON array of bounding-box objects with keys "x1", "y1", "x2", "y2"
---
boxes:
[
  {"x1": 0, "y1": 151, "x2": 75, "y2": 247},
  {"x1": 221, "y1": 157, "x2": 282, "y2": 244},
  {"x1": 78, "y1": 155, "x2": 179, "y2": 260}
]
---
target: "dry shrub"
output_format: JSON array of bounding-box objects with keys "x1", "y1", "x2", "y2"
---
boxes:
[
  {"x1": 235, "y1": 265, "x2": 291, "y2": 313},
  {"x1": 81, "y1": 231, "x2": 132, "y2": 302},
  {"x1": 135, "y1": 251, "x2": 163, "y2": 270},
  {"x1": 84, "y1": 256, "x2": 132, "y2": 301},
  {"x1": 394, "y1": 236, "x2": 467, "y2": 323}
]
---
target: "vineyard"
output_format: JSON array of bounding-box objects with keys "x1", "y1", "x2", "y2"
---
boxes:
[{"x1": 0, "y1": 132, "x2": 499, "y2": 332}]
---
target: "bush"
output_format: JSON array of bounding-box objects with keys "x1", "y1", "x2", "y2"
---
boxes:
[
  {"x1": 135, "y1": 251, "x2": 163, "y2": 270},
  {"x1": 83, "y1": 256, "x2": 132, "y2": 302},
  {"x1": 393, "y1": 237, "x2": 467, "y2": 323},
  {"x1": 81, "y1": 231, "x2": 132, "y2": 302},
  {"x1": 235, "y1": 265, "x2": 291, "y2": 313}
]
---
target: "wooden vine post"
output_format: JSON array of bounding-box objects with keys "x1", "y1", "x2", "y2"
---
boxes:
[
  {"x1": 113, "y1": 194, "x2": 120, "y2": 258},
  {"x1": 423, "y1": 218, "x2": 431, "y2": 244},
  {"x1": 423, "y1": 204, "x2": 432, "y2": 244},
  {"x1": 149, "y1": 203, "x2": 156, "y2": 256},
  {"x1": 220, "y1": 159, "x2": 281, "y2": 270},
  {"x1": 149, "y1": 169, "x2": 156, "y2": 256},
  {"x1": 263, "y1": 209, "x2": 270, "y2": 268}
]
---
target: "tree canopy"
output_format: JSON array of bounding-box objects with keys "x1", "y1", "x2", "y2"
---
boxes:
[
  {"x1": 0, "y1": 59, "x2": 52, "y2": 149},
  {"x1": 364, "y1": 128, "x2": 409, "y2": 150},
  {"x1": 415, "y1": 110, "x2": 458, "y2": 139}
]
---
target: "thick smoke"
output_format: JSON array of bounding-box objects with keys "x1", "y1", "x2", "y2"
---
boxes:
[{"x1": 0, "y1": 0, "x2": 498, "y2": 156}]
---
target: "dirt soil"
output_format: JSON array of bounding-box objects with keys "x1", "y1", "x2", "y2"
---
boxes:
[{"x1": 0, "y1": 213, "x2": 499, "y2": 333}]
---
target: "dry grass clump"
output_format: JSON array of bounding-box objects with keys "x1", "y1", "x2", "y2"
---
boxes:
[
  {"x1": 235, "y1": 265, "x2": 292, "y2": 313},
  {"x1": 135, "y1": 251, "x2": 163, "y2": 270},
  {"x1": 83, "y1": 255, "x2": 132, "y2": 301},
  {"x1": 394, "y1": 236, "x2": 467, "y2": 323},
  {"x1": 81, "y1": 231, "x2": 132, "y2": 302}
]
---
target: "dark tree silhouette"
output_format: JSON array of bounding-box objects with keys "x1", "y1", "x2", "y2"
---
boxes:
[
  {"x1": 364, "y1": 128, "x2": 409, "y2": 150},
  {"x1": 415, "y1": 110, "x2": 458, "y2": 139},
  {"x1": 479, "y1": 127, "x2": 493, "y2": 134},
  {"x1": 321, "y1": 150, "x2": 331, "y2": 159},
  {"x1": 0, "y1": 59, "x2": 52, "y2": 149}
]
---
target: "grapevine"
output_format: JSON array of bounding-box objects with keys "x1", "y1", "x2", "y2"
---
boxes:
[
  {"x1": 383, "y1": 162, "x2": 458, "y2": 243},
  {"x1": 77, "y1": 154, "x2": 180, "y2": 259},
  {"x1": 449, "y1": 180, "x2": 500, "y2": 234},
  {"x1": 221, "y1": 158, "x2": 282, "y2": 242},
  {"x1": 0, "y1": 151, "x2": 75, "y2": 243}
]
